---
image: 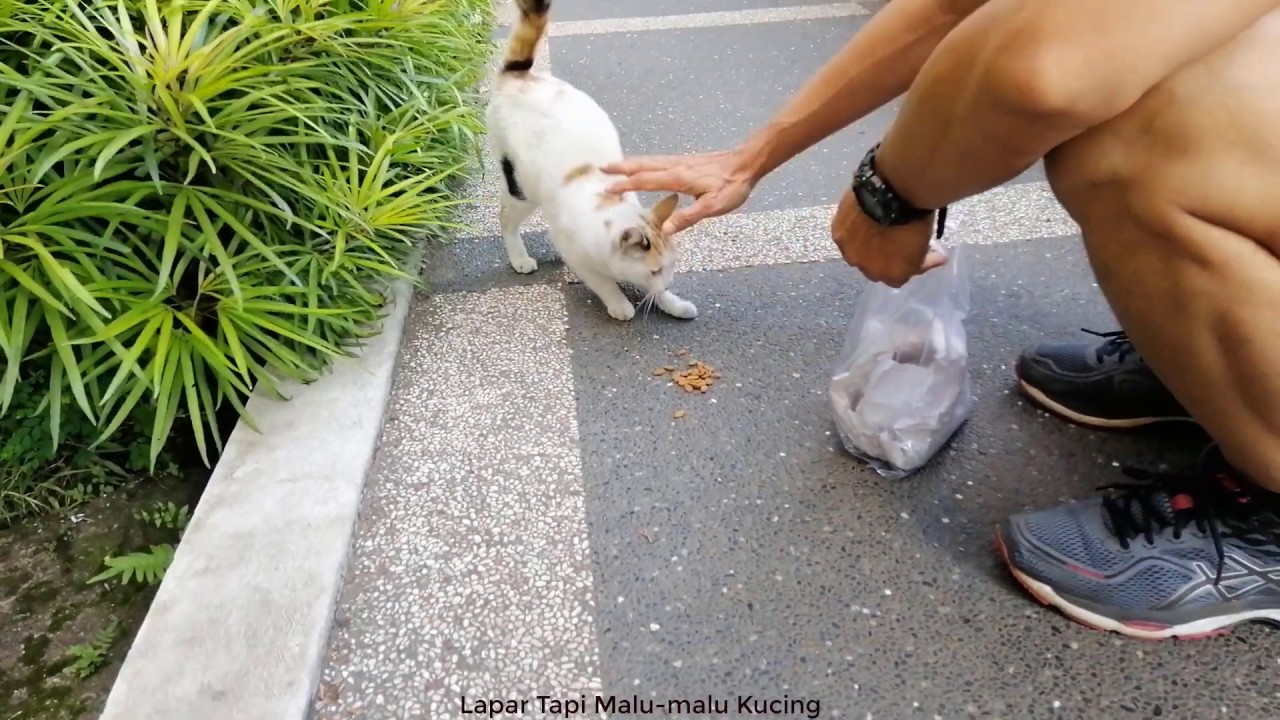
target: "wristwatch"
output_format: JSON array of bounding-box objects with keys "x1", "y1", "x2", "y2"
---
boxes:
[{"x1": 851, "y1": 143, "x2": 947, "y2": 238}]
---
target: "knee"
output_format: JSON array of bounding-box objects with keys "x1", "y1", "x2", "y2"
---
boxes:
[
  {"x1": 1043, "y1": 132, "x2": 1176, "y2": 238},
  {"x1": 974, "y1": 9, "x2": 1145, "y2": 128},
  {"x1": 1042, "y1": 135, "x2": 1120, "y2": 225},
  {"x1": 1042, "y1": 141, "x2": 1107, "y2": 216}
]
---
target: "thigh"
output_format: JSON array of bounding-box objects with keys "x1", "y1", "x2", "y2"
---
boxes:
[{"x1": 1045, "y1": 10, "x2": 1280, "y2": 252}]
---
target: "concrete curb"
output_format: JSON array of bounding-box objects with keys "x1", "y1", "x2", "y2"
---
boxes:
[{"x1": 100, "y1": 278, "x2": 416, "y2": 720}]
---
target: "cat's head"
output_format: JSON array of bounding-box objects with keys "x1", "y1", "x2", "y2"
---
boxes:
[{"x1": 606, "y1": 193, "x2": 681, "y2": 295}]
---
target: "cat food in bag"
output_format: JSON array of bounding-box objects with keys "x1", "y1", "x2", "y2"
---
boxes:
[{"x1": 829, "y1": 243, "x2": 974, "y2": 479}]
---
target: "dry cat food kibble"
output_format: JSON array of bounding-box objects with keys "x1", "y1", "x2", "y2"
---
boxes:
[
  {"x1": 651, "y1": 351, "x2": 721, "y2": 401},
  {"x1": 671, "y1": 361, "x2": 721, "y2": 393}
]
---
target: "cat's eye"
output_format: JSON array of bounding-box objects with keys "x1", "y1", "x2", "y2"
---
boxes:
[{"x1": 650, "y1": 269, "x2": 662, "y2": 276}]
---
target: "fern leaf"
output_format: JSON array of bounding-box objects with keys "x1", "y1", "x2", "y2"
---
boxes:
[
  {"x1": 88, "y1": 544, "x2": 175, "y2": 585},
  {"x1": 93, "y1": 617, "x2": 122, "y2": 649},
  {"x1": 63, "y1": 616, "x2": 120, "y2": 678}
]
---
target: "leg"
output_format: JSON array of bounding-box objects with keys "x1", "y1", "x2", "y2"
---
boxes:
[
  {"x1": 999, "y1": 12, "x2": 1280, "y2": 638},
  {"x1": 655, "y1": 290, "x2": 698, "y2": 320},
  {"x1": 575, "y1": 266, "x2": 635, "y2": 321},
  {"x1": 499, "y1": 193, "x2": 538, "y2": 274},
  {"x1": 1044, "y1": 14, "x2": 1280, "y2": 487}
]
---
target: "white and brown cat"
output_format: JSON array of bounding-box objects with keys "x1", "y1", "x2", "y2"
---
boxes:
[{"x1": 485, "y1": 0, "x2": 697, "y2": 321}]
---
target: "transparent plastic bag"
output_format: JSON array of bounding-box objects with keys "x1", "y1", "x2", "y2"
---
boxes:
[{"x1": 829, "y1": 242, "x2": 973, "y2": 479}]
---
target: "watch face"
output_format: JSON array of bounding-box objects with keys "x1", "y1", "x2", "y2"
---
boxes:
[{"x1": 853, "y1": 182, "x2": 889, "y2": 224}]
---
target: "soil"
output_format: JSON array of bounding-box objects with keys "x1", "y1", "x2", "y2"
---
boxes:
[{"x1": 0, "y1": 469, "x2": 209, "y2": 720}]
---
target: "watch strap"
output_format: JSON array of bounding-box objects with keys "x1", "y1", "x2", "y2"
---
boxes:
[{"x1": 852, "y1": 143, "x2": 950, "y2": 240}]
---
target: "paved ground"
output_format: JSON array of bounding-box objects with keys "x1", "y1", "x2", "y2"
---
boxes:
[{"x1": 312, "y1": 2, "x2": 1280, "y2": 719}]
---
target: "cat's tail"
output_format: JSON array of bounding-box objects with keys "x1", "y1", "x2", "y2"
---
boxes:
[{"x1": 502, "y1": 0, "x2": 550, "y2": 73}]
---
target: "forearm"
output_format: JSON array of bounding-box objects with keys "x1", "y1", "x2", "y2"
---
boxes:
[
  {"x1": 876, "y1": 0, "x2": 1280, "y2": 209},
  {"x1": 738, "y1": 0, "x2": 989, "y2": 183}
]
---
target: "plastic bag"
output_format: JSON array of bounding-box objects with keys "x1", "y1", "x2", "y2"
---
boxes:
[{"x1": 829, "y1": 242, "x2": 973, "y2": 479}]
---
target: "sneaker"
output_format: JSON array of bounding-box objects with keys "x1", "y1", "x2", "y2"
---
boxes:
[
  {"x1": 1014, "y1": 328, "x2": 1194, "y2": 428},
  {"x1": 997, "y1": 455, "x2": 1280, "y2": 639}
]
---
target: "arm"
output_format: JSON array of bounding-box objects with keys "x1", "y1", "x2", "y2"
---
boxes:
[
  {"x1": 874, "y1": 0, "x2": 1280, "y2": 210},
  {"x1": 738, "y1": 0, "x2": 990, "y2": 183},
  {"x1": 603, "y1": 0, "x2": 992, "y2": 234}
]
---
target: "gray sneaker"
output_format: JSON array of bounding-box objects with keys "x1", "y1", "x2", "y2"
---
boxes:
[
  {"x1": 998, "y1": 459, "x2": 1280, "y2": 639},
  {"x1": 1015, "y1": 329, "x2": 1193, "y2": 428}
]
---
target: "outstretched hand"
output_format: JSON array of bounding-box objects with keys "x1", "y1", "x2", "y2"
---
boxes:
[{"x1": 601, "y1": 150, "x2": 757, "y2": 234}]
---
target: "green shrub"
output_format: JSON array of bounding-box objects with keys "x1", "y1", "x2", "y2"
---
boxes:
[
  {"x1": 0, "y1": 362, "x2": 144, "y2": 525},
  {"x1": 0, "y1": 0, "x2": 494, "y2": 470}
]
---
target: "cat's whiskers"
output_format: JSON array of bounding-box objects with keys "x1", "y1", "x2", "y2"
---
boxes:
[{"x1": 639, "y1": 291, "x2": 658, "y2": 319}]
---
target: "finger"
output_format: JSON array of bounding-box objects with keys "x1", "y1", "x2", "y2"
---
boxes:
[
  {"x1": 862, "y1": 264, "x2": 905, "y2": 288},
  {"x1": 883, "y1": 263, "x2": 922, "y2": 288},
  {"x1": 920, "y1": 250, "x2": 948, "y2": 272},
  {"x1": 662, "y1": 196, "x2": 724, "y2": 234},
  {"x1": 859, "y1": 267, "x2": 889, "y2": 285},
  {"x1": 605, "y1": 170, "x2": 688, "y2": 195},
  {"x1": 863, "y1": 261, "x2": 915, "y2": 288},
  {"x1": 600, "y1": 155, "x2": 688, "y2": 175}
]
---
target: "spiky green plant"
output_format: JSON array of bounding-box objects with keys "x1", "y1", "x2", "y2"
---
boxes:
[{"x1": 0, "y1": 0, "x2": 494, "y2": 468}]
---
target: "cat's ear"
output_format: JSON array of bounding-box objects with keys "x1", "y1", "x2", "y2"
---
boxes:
[
  {"x1": 619, "y1": 227, "x2": 650, "y2": 251},
  {"x1": 651, "y1": 193, "x2": 679, "y2": 228}
]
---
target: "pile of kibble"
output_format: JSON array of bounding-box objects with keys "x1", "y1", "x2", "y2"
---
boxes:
[{"x1": 652, "y1": 355, "x2": 720, "y2": 394}]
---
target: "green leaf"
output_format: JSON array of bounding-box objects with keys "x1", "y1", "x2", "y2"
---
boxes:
[
  {"x1": 149, "y1": 337, "x2": 184, "y2": 467},
  {"x1": 43, "y1": 304, "x2": 95, "y2": 424},
  {"x1": 185, "y1": 190, "x2": 241, "y2": 301},
  {"x1": 93, "y1": 125, "x2": 160, "y2": 180},
  {"x1": 48, "y1": 354, "x2": 64, "y2": 449},
  {"x1": 0, "y1": 258, "x2": 71, "y2": 316},
  {"x1": 99, "y1": 312, "x2": 163, "y2": 405},
  {"x1": 88, "y1": 545, "x2": 175, "y2": 586},
  {"x1": 179, "y1": 344, "x2": 207, "y2": 465},
  {"x1": 158, "y1": 190, "x2": 190, "y2": 298},
  {"x1": 92, "y1": 371, "x2": 150, "y2": 451}
]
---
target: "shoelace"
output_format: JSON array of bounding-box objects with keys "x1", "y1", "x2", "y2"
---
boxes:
[
  {"x1": 1101, "y1": 446, "x2": 1277, "y2": 586},
  {"x1": 1081, "y1": 328, "x2": 1135, "y2": 363},
  {"x1": 1100, "y1": 469, "x2": 1227, "y2": 584}
]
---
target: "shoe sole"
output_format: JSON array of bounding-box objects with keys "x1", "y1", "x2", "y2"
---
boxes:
[
  {"x1": 995, "y1": 531, "x2": 1280, "y2": 640},
  {"x1": 1016, "y1": 379, "x2": 1195, "y2": 430}
]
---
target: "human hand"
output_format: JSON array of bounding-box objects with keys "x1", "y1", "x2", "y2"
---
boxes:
[
  {"x1": 831, "y1": 189, "x2": 946, "y2": 287},
  {"x1": 601, "y1": 149, "x2": 758, "y2": 234}
]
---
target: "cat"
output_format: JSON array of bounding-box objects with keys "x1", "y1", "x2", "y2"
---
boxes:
[{"x1": 484, "y1": 0, "x2": 697, "y2": 321}]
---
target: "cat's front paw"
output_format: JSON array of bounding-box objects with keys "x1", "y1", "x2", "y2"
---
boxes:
[
  {"x1": 510, "y1": 256, "x2": 538, "y2": 274},
  {"x1": 606, "y1": 302, "x2": 636, "y2": 321},
  {"x1": 658, "y1": 292, "x2": 698, "y2": 320}
]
